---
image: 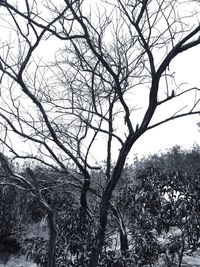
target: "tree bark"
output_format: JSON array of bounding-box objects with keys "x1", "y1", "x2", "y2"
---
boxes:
[
  {"x1": 88, "y1": 228, "x2": 105, "y2": 267},
  {"x1": 119, "y1": 230, "x2": 129, "y2": 258},
  {"x1": 88, "y1": 132, "x2": 145, "y2": 266},
  {"x1": 47, "y1": 210, "x2": 57, "y2": 267},
  {"x1": 80, "y1": 177, "x2": 91, "y2": 215},
  {"x1": 89, "y1": 140, "x2": 132, "y2": 266},
  {"x1": 110, "y1": 203, "x2": 129, "y2": 257}
]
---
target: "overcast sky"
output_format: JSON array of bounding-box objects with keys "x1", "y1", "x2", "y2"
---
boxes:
[
  {"x1": 128, "y1": 45, "x2": 200, "y2": 159},
  {"x1": 1, "y1": 0, "x2": 200, "y2": 165},
  {"x1": 91, "y1": 44, "x2": 200, "y2": 162}
]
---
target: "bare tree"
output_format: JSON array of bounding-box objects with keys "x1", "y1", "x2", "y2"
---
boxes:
[{"x1": 0, "y1": 0, "x2": 200, "y2": 266}]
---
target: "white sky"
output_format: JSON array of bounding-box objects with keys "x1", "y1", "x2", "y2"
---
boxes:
[
  {"x1": 92, "y1": 46, "x2": 200, "y2": 162},
  {"x1": 127, "y1": 46, "x2": 200, "y2": 160},
  {"x1": 1, "y1": 0, "x2": 200, "y2": 165}
]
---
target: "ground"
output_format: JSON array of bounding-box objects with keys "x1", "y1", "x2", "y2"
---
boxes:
[{"x1": 0, "y1": 254, "x2": 37, "y2": 267}]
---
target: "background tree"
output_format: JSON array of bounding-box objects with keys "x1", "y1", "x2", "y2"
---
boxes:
[
  {"x1": 113, "y1": 146, "x2": 200, "y2": 266},
  {"x1": 0, "y1": 0, "x2": 200, "y2": 266},
  {"x1": 0, "y1": 153, "x2": 58, "y2": 267}
]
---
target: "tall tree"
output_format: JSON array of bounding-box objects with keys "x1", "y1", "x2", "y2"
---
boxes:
[{"x1": 0, "y1": 0, "x2": 200, "y2": 266}]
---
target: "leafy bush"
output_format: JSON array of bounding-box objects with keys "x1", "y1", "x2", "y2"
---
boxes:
[
  {"x1": 21, "y1": 237, "x2": 48, "y2": 266},
  {"x1": 0, "y1": 185, "x2": 25, "y2": 238},
  {"x1": 56, "y1": 206, "x2": 94, "y2": 267}
]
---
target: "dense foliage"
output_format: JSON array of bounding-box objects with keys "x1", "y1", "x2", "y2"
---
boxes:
[{"x1": 1, "y1": 145, "x2": 200, "y2": 266}]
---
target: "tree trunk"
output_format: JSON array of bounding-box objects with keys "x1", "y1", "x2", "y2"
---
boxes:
[
  {"x1": 111, "y1": 203, "x2": 129, "y2": 257},
  {"x1": 47, "y1": 211, "x2": 57, "y2": 267},
  {"x1": 80, "y1": 177, "x2": 90, "y2": 215},
  {"x1": 88, "y1": 229, "x2": 105, "y2": 267},
  {"x1": 119, "y1": 230, "x2": 129, "y2": 257},
  {"x1": 89, "y1": 136, "x2": 140, "y2": 266},
  {"x1": 88, "y1": 248, "x2": 100, "y2": 267},
  {"x1": 88, "y1": 203, "x2": 108, "y2": 267},
  {"x1": 88, "y1": 175, "x2": 125, "y2": 266},
  {"x1": 25, "y1": 168, "x2": 58, "y2": 267}
]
